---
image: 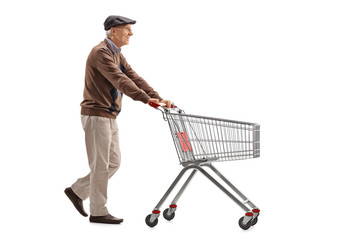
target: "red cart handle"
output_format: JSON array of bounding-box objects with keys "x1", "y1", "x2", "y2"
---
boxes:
[
  {"x1": 149, "y1": 101, "x2": 177, "y2": 109},
  {"x1": 149, "y1": 102, "x2": 165, "y2": 109}
]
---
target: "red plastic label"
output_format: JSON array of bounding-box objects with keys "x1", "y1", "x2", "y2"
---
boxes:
[{"x1": 177, "y1": 132, "x2": 193, "y2": 152}]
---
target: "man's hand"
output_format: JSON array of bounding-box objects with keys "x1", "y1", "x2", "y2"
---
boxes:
[
  {"x1": 147, "y1": 98, "x2": 160, "y2": 107},
  {"x1": 147, "y1": 98, "x2": 172, "y2": 108},
  {"x1": 160, "y1": 99, "x2": 172, "y2": 108}
]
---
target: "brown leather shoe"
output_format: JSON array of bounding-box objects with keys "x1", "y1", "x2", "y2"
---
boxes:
[
  {"x1": 89, "y1": 214, "x2": 123, "y2": 224},
  {"x1": 64, "y1": 187, "x2": 88, "y2": 217}
]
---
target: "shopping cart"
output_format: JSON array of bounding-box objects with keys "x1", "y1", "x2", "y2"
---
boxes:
[{"x1": 145, "y1": 102, "x2": 261, "y2": 230}]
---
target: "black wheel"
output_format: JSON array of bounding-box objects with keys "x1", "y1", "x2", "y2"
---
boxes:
[
  {"x1": 145, "y1": 214, "x2": 158, "y2": 227},
  {"x1": 163, "y1": 208, "x2": 175, "y2": 221},
  {"x1": 238, "y1": 216, "x2": 252, "y2": 230},
  {"x1": 251, "y1": 217, "x2": 258, "y2": 226}
]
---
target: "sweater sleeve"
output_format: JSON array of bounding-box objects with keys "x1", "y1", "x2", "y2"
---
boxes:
[
  {"x1": 120, "y1": 54, "x2": 163, "y2": 101},
  {"x1": 92, "y1": 48, "x2": 151, "y2": 104}
]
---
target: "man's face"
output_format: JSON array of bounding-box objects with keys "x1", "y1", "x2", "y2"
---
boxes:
[{"x1": 112, "y1": 24, "x2": 133, "y2": 47}]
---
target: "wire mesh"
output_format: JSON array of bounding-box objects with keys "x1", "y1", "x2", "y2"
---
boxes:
[{"x1": 163, "y1": 111, "x2": 260, "y2": 164}]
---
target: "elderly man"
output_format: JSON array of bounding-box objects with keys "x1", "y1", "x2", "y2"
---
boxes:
[{"x1": 65, "y1": 15, "x2": 171, "y2": 224}]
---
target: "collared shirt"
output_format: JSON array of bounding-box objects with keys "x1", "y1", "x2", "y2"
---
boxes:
[{"x1": 105, "y1": 37, "x2": 121, "y2": 54}]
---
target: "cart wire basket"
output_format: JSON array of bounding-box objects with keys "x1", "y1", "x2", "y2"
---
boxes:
[{"x1": 145, "y1": 103, "x2": 261, "y2": 230}]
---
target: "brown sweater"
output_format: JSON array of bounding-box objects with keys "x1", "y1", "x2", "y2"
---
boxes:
[{"x1": 80, "y1": 39, "x2": 162, "y2": 119}]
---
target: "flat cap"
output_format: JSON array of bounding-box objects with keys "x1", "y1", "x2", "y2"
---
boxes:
[{"x1": 104, "y1": 15, "x2": 136, "y2": 31}]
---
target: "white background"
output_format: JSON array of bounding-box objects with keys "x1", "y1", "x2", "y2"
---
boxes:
[{"x1": 0, "y1": 0, "x2": 359, "y2": 239}]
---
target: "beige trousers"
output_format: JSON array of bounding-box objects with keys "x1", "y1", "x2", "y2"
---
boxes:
[{"x1": 71, "y1": 115, "x2": 121, "y2": 216}]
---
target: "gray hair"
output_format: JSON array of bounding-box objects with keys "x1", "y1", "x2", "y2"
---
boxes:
[{"x1": 106, "y1": 29, "x2": 111, "y2": 37}]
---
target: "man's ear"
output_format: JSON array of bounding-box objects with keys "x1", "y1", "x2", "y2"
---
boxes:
[{"x1": 110, "y1": 27, "x2": 116, "y2": 36}]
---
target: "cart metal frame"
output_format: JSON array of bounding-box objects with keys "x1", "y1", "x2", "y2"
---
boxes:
[{"x1": 145, "y1": 105, "x2": 261, "y2": 230}]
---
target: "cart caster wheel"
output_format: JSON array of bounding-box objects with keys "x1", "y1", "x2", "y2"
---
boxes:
[
  {"x1": 145, "y1": 214, "x2": 158, "y2": 227},
  {"x1": 251, "y1": 217, "x2": 258, "y2": 226},
  {"x1": 238, "y1": 216, "x2": 252, "y2": 230},
  {"x1": 163, "y1": 208, "x2": 175, "y2": 221}
]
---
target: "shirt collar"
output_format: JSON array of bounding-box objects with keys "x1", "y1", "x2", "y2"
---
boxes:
[{"x1": 105, "y1": 37, "x2": 121, "y2": 54}]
